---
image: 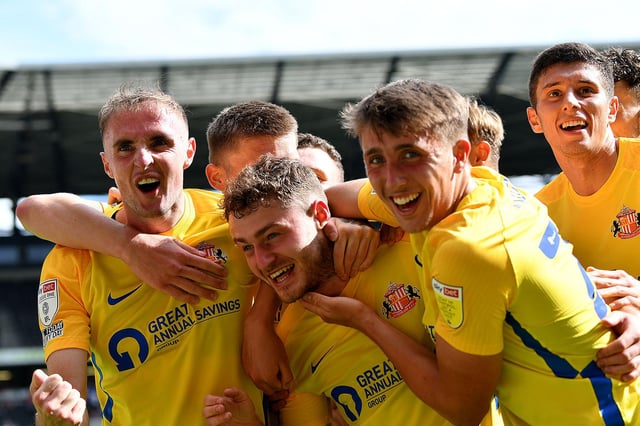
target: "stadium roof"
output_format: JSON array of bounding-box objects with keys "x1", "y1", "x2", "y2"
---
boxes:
[{"x1": 1, "y1": 43, "x2": 638, "y2": 199}]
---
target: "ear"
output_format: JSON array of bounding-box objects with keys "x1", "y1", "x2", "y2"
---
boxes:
[
  {"x1": 311, "y1": 200, "x2": 331, "y2": 228},
  {"x1": 607, "y1": 96, "x2": 619, "y2": 125},
  {"x1": 183, "y1": 137, "x2": 196, "y2": 169},
  {"x1": 100, "y1": 152, "x2": 114, "y2": 179},
  {"x1": 205, "y1": 163, "x2": 226, "y2": 191},
  {"x1": 526, "y1": 107, "x2": 544, "y2": 134},
  {"x1": 452, "y1": 139, "x2": 471, "y2": 172},
  {"x1": 471, "y1": 141, "x2": 491, "y2": 166}
]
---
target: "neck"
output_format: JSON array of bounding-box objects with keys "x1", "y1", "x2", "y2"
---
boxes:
[
  {"x1": 116, "y1": 195, "x2": 185, "y2": 234},
  {"x1": 317, "y1": 274, "x2": 350, "y2": 297},
  {"x1": 555, "y1": 138, "x2": 618, "y2": 196}
]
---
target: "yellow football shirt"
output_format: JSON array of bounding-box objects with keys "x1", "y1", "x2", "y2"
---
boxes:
[{"x1": 37, "y1": 189, "x2": 263, "y2": 425}]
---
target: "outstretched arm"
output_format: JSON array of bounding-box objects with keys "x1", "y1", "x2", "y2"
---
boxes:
[
  {"x1": 17, "y1": 193, "x2": 226, "y2": 304},
  {"x1": 299, "y1": 293, "x2": 500, "y2": 425}
]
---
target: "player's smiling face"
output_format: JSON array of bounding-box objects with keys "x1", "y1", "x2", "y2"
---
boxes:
[
  {"x1": 527, "y1": 62, "x2": 618, "y2": 158},
  {"x1": 100, "y1": 102, "x2": 195, "y2": 226},
  {"x1": 229, "y1": 202, "x2": 334, "y2": 303},
  {"x1": 361, "y1": 127, "x2": 462, "y2": 233}
]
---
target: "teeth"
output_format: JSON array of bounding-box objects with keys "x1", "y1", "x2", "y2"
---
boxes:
[
  {"x1": 269, "y1": 264, "x2": 293, "y2": 282},
  {"x1": 138, "y1": 178, "x2": 159, "y2": 185},
  {"x1": 561, "y1": 120, "x2": 586, "y2": 129},
  {"x1": 393, "y1": 193, "x2": 419, "y2": 206}
]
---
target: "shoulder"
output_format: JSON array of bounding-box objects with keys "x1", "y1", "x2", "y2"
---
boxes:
[
  {"x1": 184, "y1": 188, "x2": 225, "y2": 211},
  {"x1": 535, "y1": 173, "x2": 568, "y2": 205},
  {"x1": 618, "y1": 138, "x2": 640, "y2": 171}
]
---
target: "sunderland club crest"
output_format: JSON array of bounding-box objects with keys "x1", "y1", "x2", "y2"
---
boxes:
[
  {"x1": 382, "y1": 282, "x2": 420, "y2": 319},
  {"x1": 196, "y1": 242, "x2": 228, "y2": 264},
  {"x1": 611, "y1": 205, "x2": 640, "y2": 239}
]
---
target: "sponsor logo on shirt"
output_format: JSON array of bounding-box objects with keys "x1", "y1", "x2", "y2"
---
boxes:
[
  {"x1": 311, "y1": 345, "x2": 334, "y2": 374},
  {"x1": 611, "y1": 205, "x2": 640, "y2": 239},
  {"x1": 38, "y1": 279, "x2": 59, "y2": 327},
  {"x1": 107, "y1": 285, "x2": 142, "y2": 305},
  {"x1": 42, "y1": 321, "x2": 64, "y2": 346},
  {"x1": 432, "y1": 278, "x2": 463, "y2": 328},
  {"x1": 381, "y1": 282, "x2": 419, "y2": 319}
]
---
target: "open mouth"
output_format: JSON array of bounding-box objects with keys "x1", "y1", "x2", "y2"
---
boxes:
[
  {"x1": 391, "y1": 193, "x2": 420, "y2": 212},
  {"x1": 269, "y1": 264, "x2": 294, "y2": 284},
  {"x1": 560, "y1": 119, "x2": 587, "y2": 131},
  {"x1": 137, "y1": 177, "x2": 160, "y2": 193}
]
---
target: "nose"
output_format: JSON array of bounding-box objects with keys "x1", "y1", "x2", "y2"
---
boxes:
[
  {"x1": 254, "y1": 245, "x2": 276, "y2": 271},
  {"x1": 134, "y1": 147, "x2": 154, "y2": 168},
  {"x1": 385, "y1": 160, "x2": 407, "y2": 189},
  {"x1": 562, "y1": 88, "x2": 580, "y2": 111}
]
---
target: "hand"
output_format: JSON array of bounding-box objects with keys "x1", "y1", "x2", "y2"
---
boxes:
[
  {"x1": 203, "y1": 388, "x2": 263, "y2": 425},
  {"x1": 588, "y1": 267, "x2": 640, "y2": 311},
  {"x1": 597, "y1": 310, "x2": 640, "y2": 382},
  {"x1": 300, "y1": 292, "x2": 373, "y2": 330},
  {"x1": 242, "y1": 303, "x2": 293, "y2": 405},
  {"x1": 107, "y1": 186, "x2": 121, "y2": 205},
  {"x1": 379, "y1": 223, "x2": 405, "y2": 246},
  {"x1": 122, "y1": 233, "x2": 229, "y2": 305},
  {"x1": 30, "y1": 369, "x2": 86, "y2": 425},
  {"x1": 323, "y1": 218, "x2": 379, "y2": 280}
]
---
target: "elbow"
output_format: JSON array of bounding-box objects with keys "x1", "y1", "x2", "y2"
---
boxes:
[{"x1": 15, "y1": 195, "x2": 42, "y2": 230}]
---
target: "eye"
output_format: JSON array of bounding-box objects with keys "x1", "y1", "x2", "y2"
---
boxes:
[
  {"x1": 402, "y1": 150, "x2": 419, "y2": 160},
  {"x1": 366, "y1": 154, "x2": 385, "y2": 166},
  {"x1": 266, "y1": 232, "x2": 279, "y2": 241},
  {"x1": 547, "y1": 89, "x2": 561, "y2": 98},
  {"x1": 117, "y1": 142, "x2": 133, "y2": 152},
  {"x1": 151, "y1": 137, "x2": 170, "y2": 148},
  {"x1": 239, "y1": 243, "x2": 254, "y2": 253},
  {"x1": 578, "y1": 86, "x2": 596, "y2": 96}
]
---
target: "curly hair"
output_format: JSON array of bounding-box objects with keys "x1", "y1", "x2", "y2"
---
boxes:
[{"x1": 223, "y1": 155, "x2": 325, "y2": 221}]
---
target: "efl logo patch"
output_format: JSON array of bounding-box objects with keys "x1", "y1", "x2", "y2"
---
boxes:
[
  {"x1": 611, "y1": 205, "x2": 640, "y2": 239},
  {"x1": 381, "y1": 282, "x2": 420, "y2": 319},
  {"x1": 432, "y1": 278, "x2": 463, "y2": 329},
  {"x1": 196, "y1": 242, "x2": 228, "y2": 264},
  {"x1": 38, "y1": 279, "x2": 59, "y2": 327}
]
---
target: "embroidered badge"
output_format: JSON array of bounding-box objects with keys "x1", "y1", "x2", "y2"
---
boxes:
[
  {"x1": 611, "y1": 205, "x2": 640, "y2": 239},
  {"x1": 38, "y1": 279, "x2": 59, "y2": 327},
  {"x1": 432, "y1": 278, "x2": 463, "y2": 328},
  {"x1": 382, "y1": 282, "x2": 420, "y2": 319},
  {"x1": 197, "y1": 242, "x2": 228, "y2": 263}
]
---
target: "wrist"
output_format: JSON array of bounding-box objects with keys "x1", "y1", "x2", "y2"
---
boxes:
[{"x1": 117, "y1": 226, "x2": 140, "y2": 263}]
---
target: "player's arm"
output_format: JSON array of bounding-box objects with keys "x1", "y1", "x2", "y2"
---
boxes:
[
  {"x1": 242, "y1": 281, "x2": 293, "y2": 404},
  {"x1": 17, "y1": 193, "x2": 226, "y2": 304},
  {"x1": 324, "y1": 179, "x2": 369, "y2": 220},
  {"x1": 31, "y1": 349, "x2": 90, "y2": 426},
  {"x1": 300, "y1": 293, "x2": 501, "y2": 425}
]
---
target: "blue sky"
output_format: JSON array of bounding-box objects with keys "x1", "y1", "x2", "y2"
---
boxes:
[{"x1": 1, "y1": 0, "x2": 639, "y2": 67}]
